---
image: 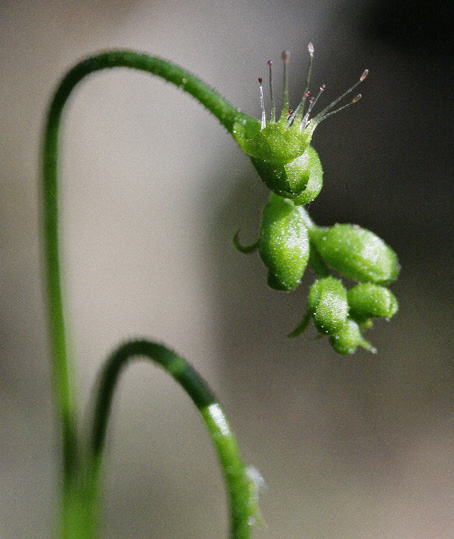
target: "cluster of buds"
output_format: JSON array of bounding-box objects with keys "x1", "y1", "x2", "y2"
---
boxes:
[
  {"x1": 233, "y1": 46, "x2": 399, "y2": 354},
  {"x1": 233, "y1": 44, "x2": 368, "y2": 204}
]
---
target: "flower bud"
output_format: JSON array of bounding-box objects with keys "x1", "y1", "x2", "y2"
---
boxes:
[
  {"x1": 329, "y1": 318, "x2": 362, "y2": 355},
  {"x1": 258, "y1": 194, "x2": 310, "y2": 291},
  {"x1": 233, "y1": 47, "x2": 367, "y2": 204},
  {"x1": 311, "y1": 224, "x2": 400, "y2": 284},
  {"x1": 251, "y1": 145, "x2": 323, "y2": 204},
  {"x1": 347, "y1": 283, "x2": 398, "y2": 321},
  {"x1": 308, "y1": 277, "x2": 348, "y2": 335}
]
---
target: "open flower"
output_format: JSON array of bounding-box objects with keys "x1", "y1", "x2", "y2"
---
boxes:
[
  {"x1": 234, "y1": 44, "x2": 368, "y2": 163},
  {"x1": 232, "y1": 45, "x2": 368, "y2": 203}
]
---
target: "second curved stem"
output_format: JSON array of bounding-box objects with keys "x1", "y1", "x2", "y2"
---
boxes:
[{"x1": 89, "y1": 340, "x2": 258, "y2": 539}]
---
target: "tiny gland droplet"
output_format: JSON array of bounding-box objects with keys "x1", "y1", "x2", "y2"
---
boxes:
[
  {"x1": 352, "y1": 94, "x2": 362, "y2": 103},
  {"x1": 282, "y1": 50, "x2": 290, "y2": 63},
  {"x1": 308, "y1": 42, "x2": 314, "y2": 54},
  {"x1": 258, "y1": 78, "x2": 263, "y2": 84},
  {"x1": 320, "y1": 84, "x2": 326, "y2": 91},
  {"x1": 305, "y1": 91, "x2": 311, "y2": 98},
  {"x1": 267, "y1": 60, "x2": 272, "y2": 67},
  {"x1": 360, "y1": 69, "x2": 369, "y2": 81}
]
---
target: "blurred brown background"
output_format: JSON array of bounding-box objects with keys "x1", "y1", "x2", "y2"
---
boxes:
[{"x1": 0, "y1": 1, "x2": 452, "y2": 537}]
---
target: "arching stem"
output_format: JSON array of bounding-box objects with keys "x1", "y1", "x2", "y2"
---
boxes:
[
  {"x1": 42, "y1": 51, "x2": 259, "y2": 537},
  {"x1": 89, "y1": 340, "x2": 257, "y2": 539}
]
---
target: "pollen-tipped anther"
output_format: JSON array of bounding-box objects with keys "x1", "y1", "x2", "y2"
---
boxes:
[
  {"x1": 291, "y1": 43, "x2": 315, "y2": 126},
  {"x1": 280, "y1": 51, "x2": 291, "y2": 120},
  {"x1": 268, "y1": 60, "x2": 276, "y2": 122},
  {"x1": 237, "y1": 48, "x2": 368, "y2": 162},
  {"x1": 311, "y1": 69, "x2": 369, "y2": 125}
]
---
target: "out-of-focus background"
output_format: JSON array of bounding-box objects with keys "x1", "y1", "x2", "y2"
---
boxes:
[{"x1": 0, "y1": 1, "x2": 451, "y2": 537}]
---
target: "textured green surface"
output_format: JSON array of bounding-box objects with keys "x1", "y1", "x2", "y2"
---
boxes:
[
  {"x1": 329, "y1": 318, "x2": 362, "y2": 355},
  {"x1": 251, "y1": 145, "x2": 323, "y2": 203},
  {"x1": 234, "y1": 119, "x2": 312, "y2": 162},
  {"x1": 258, "y1": 194, "x2": 310, "y2": 291},
  {"x1": 347, "y1": 283, "x2": 398, "y2": 321},
  {"x1": 311, "y1": 224, "x2": 400, "y2": 284},
  {"x1": 308, "y1": 277, "x2": 349, "y2": 335}
]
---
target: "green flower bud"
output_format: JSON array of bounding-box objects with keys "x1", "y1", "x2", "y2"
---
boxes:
[
  {"x1": 308, "y1": 277, "x2": 348, "y2": 335},
  {"x1": 347, "y1": 283, "x2": 398, "y2": 321},
  {"x1": 250, "y1": 145, "x2": 323, "y2": 204},
  {"x1": 311, "y1": 224, "x2": 400, "y2": 285},
  {"x1": 329, "y1": 318, "x2": 377, "y2": 355},
  {"x1": 329, "y1": 318, "x2": 362, "y2": 355},
  {"x1": 258, "y1": 194, "x2": 309, "y2": 291}
]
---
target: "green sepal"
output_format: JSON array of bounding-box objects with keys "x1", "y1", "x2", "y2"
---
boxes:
[
  {"x1": 308, "y1": 277, "x2": 349, "y2": 335},
  {"x1": 329, "y1": 318, "x2": 377, "y2": 355},
  {"x1": 251, "y1": 145, "x2": 323, "y2": 204},
  {"x1": 290, "y1": 146, "x2": 323, "y2": 205},
  {"x1": 347, "y1": 283, "x2": 398, "y2": 321},
  {"x1": 311, "y1": 224, "x2": 400, "y2": 285},
  {"x1": 329, "y1": 318, "x2": 361, "y2": 355},
  {"x1": 233, "y1": 120, "x2": 312, "y2": 162},
  {"x1": 258, "y1": 194, "x2": 310, "y2": 291}
]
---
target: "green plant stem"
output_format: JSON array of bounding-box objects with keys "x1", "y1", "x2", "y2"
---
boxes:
[
  {"x1": 297, "y1": 206, "x2": 331, "y2": 278},
  {"x1": 89, "y1": 340, "x2": 256, "y2": 539},
  {"x1": 42, "y1": 51, "x2": 259, "y2": 537}
]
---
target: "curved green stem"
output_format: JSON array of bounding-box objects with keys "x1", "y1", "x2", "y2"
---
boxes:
[
  {"x1": 233, "y1": 230, "x2": 259, "y2": 254},
  {"x1": 308, "y1": 240, "x2": 331, "y2": 278},
  {"x1": 89, "y1": 340, "x2": 257, "y2": 539},
  {"x1": 296, "y1": 207, "x2": 331, "y2": 278},
  {"x1": 287, "y1": 308, "x2": 312, "y2": 339},
  {"x1": 42, "y1": 51, "x2": 259, "y2": 537}
]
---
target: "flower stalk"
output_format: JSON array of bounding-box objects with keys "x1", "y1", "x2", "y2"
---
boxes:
[{"x1": 42, "y1": 50, "x2": 259, "y2": 538}]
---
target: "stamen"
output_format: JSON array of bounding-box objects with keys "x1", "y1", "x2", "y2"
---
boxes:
[
  {"x1": 258, "y1": 78, "x2": 266, "y2": 129},
  {"x1": 299, "y1": 84, "x2": 326, "y2": 131},
  {"x1": 280, "y1": 50, "x2": 290, "y2": 121},
  {"x1": 315, "y1": 94, "x2": 362, "y2": 124},
  {"x1": 291, "y1": 42, "x2": 316, "y2": 125},
  {"x1": 268, "y1": 60, "x2": 276, "y2": 123},
  {"x1": 312, "y1": 70, "x2": 368, "y2": 124},
  {"x1": 286, "y1": 109, "x2": 296, "y2": 126}
]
